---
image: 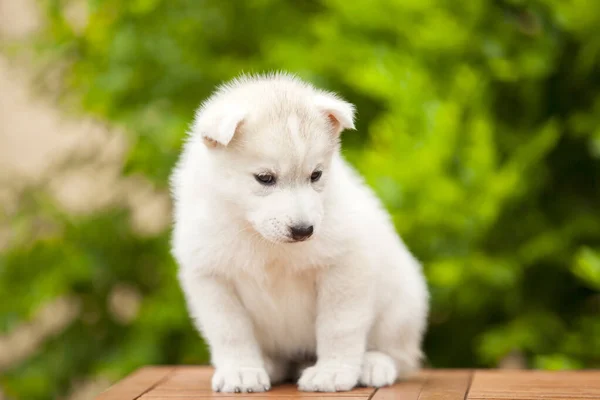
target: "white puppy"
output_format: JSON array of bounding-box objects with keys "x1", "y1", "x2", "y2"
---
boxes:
[{"x1": 170, "y1": 73, "x2": 428, "y2": 393}]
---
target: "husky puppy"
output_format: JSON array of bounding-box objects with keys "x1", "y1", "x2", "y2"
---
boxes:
[{"x1": 170, "y1": 73, "x2": 428, "y2": 393}]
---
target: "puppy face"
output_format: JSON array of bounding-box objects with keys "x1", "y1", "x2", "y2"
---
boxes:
[
  {"x1": 194, "y1": 75, "x2": 354, "y2": 244},
  {"x1": 211, "y1": 111, "x2": 337, "y2": 243}
]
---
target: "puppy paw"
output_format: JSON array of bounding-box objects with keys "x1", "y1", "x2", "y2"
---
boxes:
[
  {"x1": 298, "y1": 362, "x2": 359, "y2": 392},
  {"x1": 359, "y1": 351, "x2": 397, "y2": 388},
  {"x1": 212, "y1": 366, "x2": 271, "y2": 393}
]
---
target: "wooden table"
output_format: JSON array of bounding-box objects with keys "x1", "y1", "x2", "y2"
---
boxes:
[{"x1": 96, "y1": 366, "x2": 600, "y2": 399}]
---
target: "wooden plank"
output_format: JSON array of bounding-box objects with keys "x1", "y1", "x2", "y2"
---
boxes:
[
  {"x1": 96, "y1": 366, "x2": 175, "y2": 400},
  {"x1": 98, "y1": 367, "x2": 600, "y2": 400},
  {"x1": 153, "y1": 366, "x2": 213, "y2": 391},
  {"x1": 139, "y1": 366, "x2": 375, "y2": 399},
  {"x1": 143, "y1": 388, "x2": 374, "y2": 398},
  {"x1": 370, "y1": 371, "x2": 429, "y2": 400},
  {"x1": 418, "y1": 370, "x2": 472, "y2": 400},
  {"x1": 372, "y1": 370, "x2": 472, "y2": 400},
  {"x1": 140, "y1": 393, "x2": 369, "y2": 400},
  {"x1": 468, "y1": 370, "x2": 600, "y2": 400}
]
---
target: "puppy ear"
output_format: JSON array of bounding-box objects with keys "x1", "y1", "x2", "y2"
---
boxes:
[
  {"x1": 193, "y1": 104, "x2": 246, "y2": 147},
  {"x1": 314, "y1": 93, "x2": 356, "y2": 136}
]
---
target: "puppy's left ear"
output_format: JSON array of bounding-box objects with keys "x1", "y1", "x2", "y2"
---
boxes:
[
  {"x1": 193, "y1": 103, "x2": 246, "y2": 148},
  {"x1": 314, "y1": 93, "x2": 356, "y2": 136}
]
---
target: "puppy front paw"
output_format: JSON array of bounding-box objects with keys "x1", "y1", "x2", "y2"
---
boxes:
[
  {"x1": 212, "y1": 366, "x2": 271, "y2": 393},
  {"x1": 297, "y1": 362, "x2": 359, "y2": 392},
  {"x1": 359, "y1": 351, "x2": 398, "y2": 387}
]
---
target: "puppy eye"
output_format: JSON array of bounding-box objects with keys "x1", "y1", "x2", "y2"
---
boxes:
[
  {"x1": 310, "y1": 170, "x2": 322, "y2": 183},
  {"x1": 254, "y1": 173, "x2": 276, "y2": 186}
]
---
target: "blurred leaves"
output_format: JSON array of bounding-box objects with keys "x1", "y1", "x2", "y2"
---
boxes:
[
  {"x1": 573, "y1": 247, "x2": 600, "y2": 289},
  {"x1": 2, "y1": 0, "x2": 600, "y2": 398}
]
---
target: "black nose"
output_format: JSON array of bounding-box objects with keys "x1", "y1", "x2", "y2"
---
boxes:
[{"x1": 289, "y1": 224, "x2": 314, "y2": 241}]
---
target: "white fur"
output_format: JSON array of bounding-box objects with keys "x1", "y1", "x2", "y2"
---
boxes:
[{"x1": 170, "y1": 73, "x2": 429, "y2": 393}]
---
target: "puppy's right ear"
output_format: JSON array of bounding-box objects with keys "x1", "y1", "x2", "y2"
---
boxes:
[
  {"x1": 193, "y1": 104, "x2": 246, "y2": 148},
  {"x1": 314, "y1": 93, "x2": 355, "y2": 136}
]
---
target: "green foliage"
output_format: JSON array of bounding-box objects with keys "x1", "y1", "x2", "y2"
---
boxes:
[
  {"x1": 1, "y1": 194, "x2": 207, "y2": 399},
  {"x1": 2, "y1": 0, "x2": 600, "y2": 398}
]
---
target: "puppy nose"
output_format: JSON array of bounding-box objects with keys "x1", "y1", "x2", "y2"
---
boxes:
[{"x1": 289, "y1": 224, "x2": 314, "y2": 241}]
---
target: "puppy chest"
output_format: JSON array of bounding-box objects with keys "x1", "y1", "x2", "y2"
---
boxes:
[{"x1": 233, "y1": 271, "x2": 317, "y2": 355}]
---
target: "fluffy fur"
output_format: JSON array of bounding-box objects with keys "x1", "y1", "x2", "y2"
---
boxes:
[{"x1": 170, "y1": 73, "x2": 429, "y2": 393}]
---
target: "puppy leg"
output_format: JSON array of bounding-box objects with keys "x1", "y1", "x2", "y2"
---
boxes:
[
  {"x1": 360, "y1": 303, "x2": 425, "y2": 387},
  {"x1": 367, "y1": 301, "x2": 426, "y2": 381},
  {"x1": 179, "y1": 272, "x2": 270, "y2": 393},
  {"x1": 384, "y1": 332, "x2": 423, "y2": 379},
  {"x1": 298, "y1": 259, "x2": 375, "y2": 392}
]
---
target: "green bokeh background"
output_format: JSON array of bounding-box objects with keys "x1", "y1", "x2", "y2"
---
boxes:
[{"x1": 2, "y1": 0, "x2": 600, "y2": 399}]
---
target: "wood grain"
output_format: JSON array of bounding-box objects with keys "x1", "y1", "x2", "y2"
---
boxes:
[
  {"x1": 468, "y1": 370, "x2": 600, "y2": 399},
  {"x1": 96, "y1": 366, "x2": 600, "y2": 400},
  {"x1": 373, "y1": 370, "x2": 473, "y2": 400},
  {"x1": 96, "y1": 366, "x2": 174, "y2": 400},
  {"x1": 370, "y1": 370, "x2": 430, "y2": 400},
  {"x1": 136, "y1": 367, "x2": 375, "y2": 399}
]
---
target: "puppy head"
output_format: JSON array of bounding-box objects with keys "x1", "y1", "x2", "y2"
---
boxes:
[{"x1": 193, "y1": 73, "x2": 355, "y2": 243}]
